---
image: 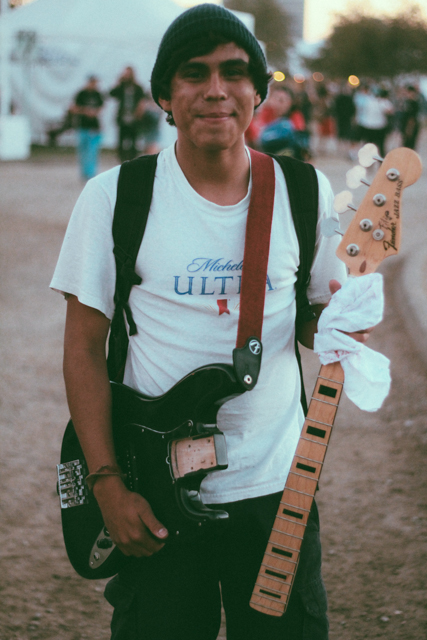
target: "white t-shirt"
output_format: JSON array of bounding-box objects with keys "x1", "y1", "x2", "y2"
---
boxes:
[
  {"x1": 51, "y1": 144, "x2": 346, "y2": 503},
  {"x1": 356, "y1": 93, "x2": 393, "y2": 129}
]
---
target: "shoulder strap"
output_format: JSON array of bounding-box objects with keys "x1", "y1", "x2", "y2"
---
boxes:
[
  {"x1": 271, "y1": 155, "x2": 319, "y2": 415},
  {"x1": 107, "y1": 153, "x2": 158, "y2": 381},
  {"x1": 270, "y1": 154, "x2": 319, "y2": 326}
]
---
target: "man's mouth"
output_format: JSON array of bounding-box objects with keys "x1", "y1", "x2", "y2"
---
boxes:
[{"x1": 198, "y1": 113, "x2": 234, "y2": 119}]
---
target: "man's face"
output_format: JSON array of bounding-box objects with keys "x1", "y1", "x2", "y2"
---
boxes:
[
  {"x1": 159, "y1": 43, "x2": 261, "y2": 152},
  {"x1": 87, "y1": 78, "x2": 98, "y2": 91}
]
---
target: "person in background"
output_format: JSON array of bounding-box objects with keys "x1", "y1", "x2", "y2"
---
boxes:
[
  {"x1": 133, "y1": 93, "x2": 162, "y2": 156},
  {"x1": 400, "y1": 85, "x2": 421, "y2": 150},
  {"x1": 110, "y1": 66, "x2": 146, "y2": 161},
  {"x1": 353, "y1": 84, "x2": 393, "y2": 158},
  {"x1": 70, "y1": 76, "x2": 104, "y2": 180},
  {"x1": 313, "y1": 85, "x2": 335, "y2": 155},
  {"x1": 245, "y1": 84, "x2": 292, "y2": 147},
  {"x1": 333, "y1": 83, "x2": 356, "y2": 158},
  {"x1": 255, "y1": 86, "x2": 309, "y2": 159}
]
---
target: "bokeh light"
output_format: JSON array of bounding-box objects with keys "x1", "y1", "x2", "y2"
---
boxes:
[
  {"x1": 312, "y1": 72, "x2": 324, "y2": 82},
  {"x1": 294, "y1": 74, "x2": 305, "y2": 84},
  {"x1": 348, "y1": 75, "x2": 360, "y2": 86},
  {"x1": 273, "y1": 71, "x2": 286, "y2": 82}
]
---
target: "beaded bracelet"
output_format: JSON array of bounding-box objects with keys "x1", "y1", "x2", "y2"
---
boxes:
[{"x1": 86, "y1": 464, "x2": 127, "y2": 491}]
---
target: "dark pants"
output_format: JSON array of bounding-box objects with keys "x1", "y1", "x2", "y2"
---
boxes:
[
  {"x1": 105, "y1": 492, "x2": 328, "y2": 640},
  {"x1": 118, "y1": 123, "x2": 139, "y2": 162}
]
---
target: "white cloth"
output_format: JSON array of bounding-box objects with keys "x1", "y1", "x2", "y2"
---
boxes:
[
  {"x1": 314, "y1": 273, "x2": 391, "y2": 412},
  {"x1": 51, "y1": 144, "x2": 347, "y2": 503}
]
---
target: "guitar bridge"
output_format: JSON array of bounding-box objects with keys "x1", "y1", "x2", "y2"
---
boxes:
[{"x1": 57, "y1": 460, "x2": 89, "y2": 508}]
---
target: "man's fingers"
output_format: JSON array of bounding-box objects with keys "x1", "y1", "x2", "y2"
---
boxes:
[
  {"x1": 345, "y1": 327, "x2": 375, "y2": 343},
  {"x1": 329, "y1": 279, "x2": 342, "y2": 296},
  {"x1": 139, "y1": 501, "x2": 168, "y2": 542}
]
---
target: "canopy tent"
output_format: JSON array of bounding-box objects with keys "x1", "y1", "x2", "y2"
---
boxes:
[{"x1": 2, "y1": 0, "x2": 187, "y2": 146}]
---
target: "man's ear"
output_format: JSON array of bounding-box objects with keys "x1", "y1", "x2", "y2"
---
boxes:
[
  {"x1": 159, "y1": 96, "x2": 172, "y2": 113},
  {"x1": 254, "y1": 93, "x2": 262, "y2": 108}
]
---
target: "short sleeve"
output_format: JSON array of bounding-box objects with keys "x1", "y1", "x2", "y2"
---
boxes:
[
  {"x1": 50, "y1": 168, "x2": 120, "y2": 320},
  {"x1": 306, "y1": 169, "x2": 347, "y2": 305}
]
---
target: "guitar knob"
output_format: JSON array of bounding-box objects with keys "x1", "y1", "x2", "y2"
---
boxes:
[
  {"x1": 360, "y1": 219, "x2": 373, "y2": 232},
  {"x1": 346, "y1": 165, "x2": 367, "y2": 189},
  {"x1": 386, "y1": 168, "x2": 400, "y2": 181},
  {"x1": 346, "y1": 244, "x2": 360, "y2": 257},
  {"x1": 97, "y1": 537, "x2": 114, "y2": 549},
  {"x1": 373, "y1": 193, "x2": 386, "y2": 206},
  {"x1": 373, "y1": 229, "x2": 385, "y2": 241}
]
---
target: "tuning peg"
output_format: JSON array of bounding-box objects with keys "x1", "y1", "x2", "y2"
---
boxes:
[
  {"x1": 321, "y1": 217, "x2": 343, "y2": 238},
  {"x1": 358, "y1": 143, "x2": 384, "y2": 168},
  {"x1": 346, "y1": 165, "x2": 370, "y2": 189},
  {"x1": 334, "y1": 190, "x2": 357, "y2": 214}
]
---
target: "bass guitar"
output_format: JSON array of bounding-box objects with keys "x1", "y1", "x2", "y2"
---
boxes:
[
  {"x1": 57, "y1": 339, "x2": 262, "y2": 580},
  {"x1": 250, "y1": 145, "x2": 422, "y2": 616}
]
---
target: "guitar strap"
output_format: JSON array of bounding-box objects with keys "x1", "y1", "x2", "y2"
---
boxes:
[
  {"x1": 236, "y1": 149, "x2": 275, "y2": 350},
  {"x1": 108, "y1": 151, "x2": 318, "y2": 407}
]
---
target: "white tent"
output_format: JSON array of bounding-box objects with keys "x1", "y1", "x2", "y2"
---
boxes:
[{"x1": 3, "y1": 0, "x2": 187, "y2": 146}]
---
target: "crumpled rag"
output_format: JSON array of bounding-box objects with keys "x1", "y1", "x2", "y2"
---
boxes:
[{"x1": 313, "y1": 273, "x2": 391, "y2": 412}]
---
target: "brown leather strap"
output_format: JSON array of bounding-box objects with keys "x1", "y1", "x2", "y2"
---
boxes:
[{"x1": 236, "y1": 149, "x2": 276, "y2": 349}]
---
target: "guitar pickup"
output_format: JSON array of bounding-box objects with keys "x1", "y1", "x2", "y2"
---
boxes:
[
  {"x1": 57, "y1": 460, "x2": 89, "y2": 508},
  {"x1": 169, "y1": 430, "x2": 228, "y2": 480}
]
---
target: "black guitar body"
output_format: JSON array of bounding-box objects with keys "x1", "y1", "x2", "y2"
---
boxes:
[{"x1": 58, "y1": 362, "x2": 246, "y2": 579}]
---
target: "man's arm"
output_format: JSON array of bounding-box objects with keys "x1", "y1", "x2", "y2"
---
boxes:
[
  {"x1": 296, "y1": 280, "x2": 374, "y2": 350},
  {"x1": 63, "y1": 295, "x2": 168, "y2": 556}
]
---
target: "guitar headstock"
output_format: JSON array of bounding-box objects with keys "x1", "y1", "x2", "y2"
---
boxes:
[{"x1": 335, "y1": 147, "x2": 422, "y2": 276}]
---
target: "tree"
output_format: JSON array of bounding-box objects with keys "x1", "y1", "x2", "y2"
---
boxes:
[
  {"x1": 305, "y1": 6, "x2": 427, "y2": 79},
  {"x1": 224, "y1": 0, "x2": 292, "y2": 68}
]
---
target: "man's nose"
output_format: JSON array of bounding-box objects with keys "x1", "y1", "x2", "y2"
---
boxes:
[{"x1": 204, "y1": 72, "x2": 227, "y2": 99}]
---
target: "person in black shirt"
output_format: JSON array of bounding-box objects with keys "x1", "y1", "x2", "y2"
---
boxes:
[
  {"x1": 110, "y1": 67, "x2": 146, "y2": 161},
  {"x1": 401, "y1": 85, "x2": 421, "y2": 150},
  {"x1": 71, "y1": 76, "x2": 104, "y2": 180}
]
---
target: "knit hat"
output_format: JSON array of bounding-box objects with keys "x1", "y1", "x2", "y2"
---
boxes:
[{"x1": 151, "y1": 3, "x2": 268, "y2": 106}]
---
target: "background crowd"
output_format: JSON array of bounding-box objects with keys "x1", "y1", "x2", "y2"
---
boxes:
[
  {"x1": 48, "y1": 66, "x2": 162, "y2": 180},
  {"x1": 246, "y1": 79, "x2": 425, "y2": 162},
  {"x1": 47, "y1": 68, "x2": 426, "y2": 181}
]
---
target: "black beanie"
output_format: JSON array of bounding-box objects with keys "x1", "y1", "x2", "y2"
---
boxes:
[{"x1": 151, "y1": 3, "x2": 268, "y2": 106}]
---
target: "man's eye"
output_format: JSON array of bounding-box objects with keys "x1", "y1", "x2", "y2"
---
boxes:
[
  {"x1": 182, "y1": 69, "x2": 204, "y2": 79},
  {"x1": 224, "y1": 67, "x2": 246, "y2": 78}
]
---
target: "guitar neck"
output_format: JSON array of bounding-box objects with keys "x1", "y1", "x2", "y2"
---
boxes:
[
  {"x1": 250, "y1": 360, "x2": 344, "y2": 616},
  {"x1": 249, "y1": 145, "x2": 422, "y2": 617}
]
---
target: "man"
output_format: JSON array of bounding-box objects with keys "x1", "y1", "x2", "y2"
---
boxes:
[
  {"x1": 51, "y1": 5, "x2": 371, "y2": 639},
  {"x1": 110, "y1": 66, "x2": 146, "y2": 161},
  {"x1": 70, "y1": 75, "x2": 104, "y2": 180}
]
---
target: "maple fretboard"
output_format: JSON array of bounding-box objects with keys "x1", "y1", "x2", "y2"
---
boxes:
[{"x1": 250, "y1": 360, "x2": 344, "y2": 616}]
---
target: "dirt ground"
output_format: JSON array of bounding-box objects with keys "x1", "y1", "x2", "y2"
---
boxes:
[{"x1": 0, "y1": 144, "x2": 426, "y2": 640}]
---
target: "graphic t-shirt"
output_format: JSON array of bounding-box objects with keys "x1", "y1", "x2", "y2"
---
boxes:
[
  {"x1": 75, "y1": 89, "x2": 104, "y2": 130},
  {"x1": 50, "y1": 144, "x2": 346, "y2": 503}
]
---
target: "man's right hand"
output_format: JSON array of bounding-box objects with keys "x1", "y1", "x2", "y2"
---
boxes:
[{"x1": 93, "y1": 475, "x2": 168, "y2": 557}]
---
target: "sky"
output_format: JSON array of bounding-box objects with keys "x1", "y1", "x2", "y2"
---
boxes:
[{"x1": 304, "y1": 0, "x2": 427, "y2": 42}]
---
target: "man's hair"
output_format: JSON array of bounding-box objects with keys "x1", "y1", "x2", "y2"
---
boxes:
[{"x1": 156, "y1": 32, "x2": 271, "y2": 126}]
